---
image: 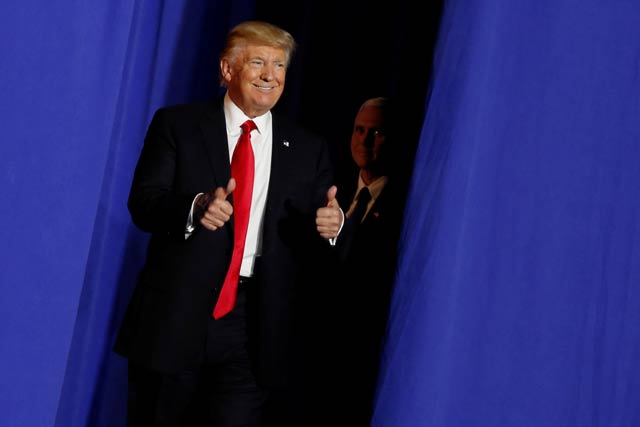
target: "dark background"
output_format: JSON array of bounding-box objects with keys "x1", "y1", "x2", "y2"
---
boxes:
[{"x1": 258, "y1": 0, "x2": 444, "y2": 183}]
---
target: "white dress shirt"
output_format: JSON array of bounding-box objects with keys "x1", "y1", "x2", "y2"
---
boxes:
[
  {"x1": 224, "y1": 94, "x2": 272, "y2": 277},
  {"x1": 185, "y1": 93, "x2": 273, "y2": 277}
]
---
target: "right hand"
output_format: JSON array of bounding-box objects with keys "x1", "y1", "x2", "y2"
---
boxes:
[{"x1": 197, "y1": 178, "x2": 235, "y2": 231}]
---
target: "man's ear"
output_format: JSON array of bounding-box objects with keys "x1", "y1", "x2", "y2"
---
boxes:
[{"x1": 220, "y1": 58, "x2": 232, "y2": 82}]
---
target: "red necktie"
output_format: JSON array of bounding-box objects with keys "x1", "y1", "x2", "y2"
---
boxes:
[{"x1": 213, "y1": 119, "x2": 257, "y2": 319}]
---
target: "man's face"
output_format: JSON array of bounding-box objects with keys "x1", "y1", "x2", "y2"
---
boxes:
[
  {"x1": 222, "y1": 45, "x2": 287, "y2": 118},
  {"x1": 350, "y1": 105, "x2": 387, "y2": 171}
]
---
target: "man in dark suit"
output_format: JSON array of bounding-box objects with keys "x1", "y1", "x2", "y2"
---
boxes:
[
  {"x1": 114, "y1": 21, "x2": 342, "y2": 427},
  {"x1": 330, "y1": 96, "x2": 408, "y2": 426}
]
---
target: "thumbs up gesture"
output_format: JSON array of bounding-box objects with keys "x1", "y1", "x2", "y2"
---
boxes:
[
  {"x1": 196, "y1": 178, "x2": 236, "y2": 231},
  {"x1": 316, "y1": 185, "x2": 343, "y2": 239}
]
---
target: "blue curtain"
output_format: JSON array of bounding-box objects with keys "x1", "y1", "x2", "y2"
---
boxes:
[
  {"x1": 0, "y1": 1, "x2": 252, "y2": 426},
  {"x1": 373, "y1": 1, "x2": 640, "y2": 426}
]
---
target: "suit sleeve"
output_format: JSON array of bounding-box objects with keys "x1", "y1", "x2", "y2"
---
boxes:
[{"x1": 127, "y1": 108, "x2": 198, "y2": 237}]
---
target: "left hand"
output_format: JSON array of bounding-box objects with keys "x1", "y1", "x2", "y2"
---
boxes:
[{"x1": 316, "y1": 185, "x2": 343, "y2": 239}]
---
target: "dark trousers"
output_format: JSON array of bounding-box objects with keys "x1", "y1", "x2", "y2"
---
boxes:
[{"x1": 127, "y1": 280, "x2": 266, "y2": 427}]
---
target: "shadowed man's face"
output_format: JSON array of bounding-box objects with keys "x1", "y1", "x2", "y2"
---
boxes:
[{"x1": 351, "y1": 105, "x2": 387, "y2": 174}]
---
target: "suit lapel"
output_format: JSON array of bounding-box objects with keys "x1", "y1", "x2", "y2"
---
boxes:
[
  {"x1": 363, "y1": 187, "x2": 389, "y2": 226},
  {"x1": 199, "y1": 102, "x2": 234, "y2": 235},
  {"x1": 199, "y1": 103, "x2": 231, "y2": 191},
  {"x1": 265, "y1": 115, "x2": 290, "y2": 211}
]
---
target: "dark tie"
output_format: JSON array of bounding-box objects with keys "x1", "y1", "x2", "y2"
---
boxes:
[
  {"x1": 348, "y1": 187, "x2": 372, "y2": 225},
  {"x1": 213, "y1": 119, "x2": 257, "y2": 319}
]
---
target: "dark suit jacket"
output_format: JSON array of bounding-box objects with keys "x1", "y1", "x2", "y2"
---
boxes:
[
  {"x1": 114, "y1": 100, "x2": 333, "y2": 388},
  {"x1": 336, "y1": 176, "x2": 405, "y2": 341},
  {"x1": 309, "y1": 174, "x2": 407, "y2": 424}
]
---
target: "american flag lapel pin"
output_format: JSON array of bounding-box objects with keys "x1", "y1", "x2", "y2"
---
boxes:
[{"x1": 282, "y1": 140, "x2": 290, "y2": 147}]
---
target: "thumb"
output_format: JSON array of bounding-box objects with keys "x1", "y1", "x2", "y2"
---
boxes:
[
  {"x1": 326, "y1": 185, "x2": 338, "y2": 207},
  {"x1": 226, "y1": 177, "x2": 236, "y2": 195},
  {"x1": 214, "y1": 178, "x2": 236, "y2": 200}
]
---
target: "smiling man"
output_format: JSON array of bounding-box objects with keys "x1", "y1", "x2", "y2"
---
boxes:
[{"x1": 114, "y1": 21, "x2": 343, "y2": 427}]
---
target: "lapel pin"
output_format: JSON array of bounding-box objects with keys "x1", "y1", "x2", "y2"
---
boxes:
[{"x1": 283, "y1": 140, "x2": 290, "y2": 147}]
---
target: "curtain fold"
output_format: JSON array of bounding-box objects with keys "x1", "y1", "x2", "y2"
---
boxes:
[
  {"x1": 373, "y1": 1, "x2": 640, "y2": 426},
  {"x1": 0, "y1": 1, "x2": 252, "y2": 426}
]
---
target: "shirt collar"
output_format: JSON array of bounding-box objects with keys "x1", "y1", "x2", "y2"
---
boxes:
[
  {"x1": 223, "y1": 92, "x2": 270, "y2": 136},
  {"x1": 356, "y1": 174, "x2": 388, "y2": 202}
]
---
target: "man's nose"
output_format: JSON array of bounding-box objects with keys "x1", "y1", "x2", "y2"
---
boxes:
[
  {"x1": 364, "y1": 130, "x2": 375, "y2": 146},
  {"x1": 261, "y1": 65, "x2": 274, "y2": 81}
]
